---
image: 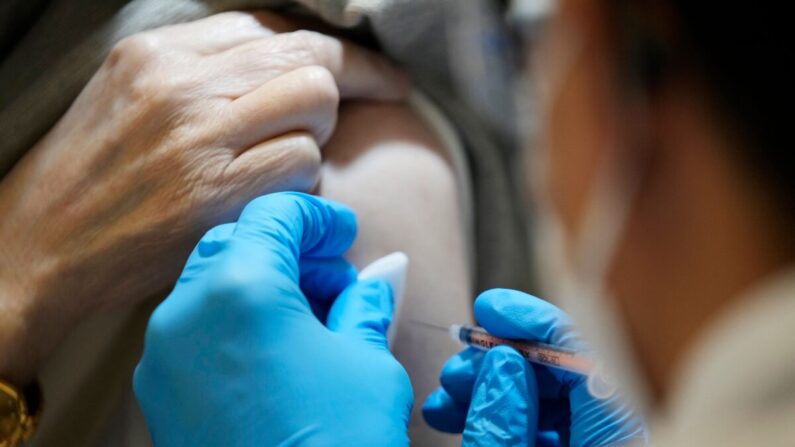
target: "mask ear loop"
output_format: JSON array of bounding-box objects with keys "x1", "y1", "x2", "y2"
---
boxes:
[
  {"x1": 570, "y1": 26, "x2": 671, "y2": 413},
  {"x1": 572, "y1": 138, "x2": 650, "y2": 407},
  {"x1": 571, "y1": 2, "x2": 671, "y2": 281},
  {"x1": 525, "y1": 4, "x2": 668, "y2": 414},
  {"x1": 526, "y1": 18, "x2": 588, "y2": 207},
  {"x1": 522, "y1": 21, "x2": 650, "y2": 406},
  {"x1": 588, "y1": 362, "x2": 619, "y2": 400}
]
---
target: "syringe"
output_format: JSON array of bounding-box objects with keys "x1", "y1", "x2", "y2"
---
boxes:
[
  {"x1": 449, "y1": 324, "x2": 594, "y2": 376},
  {"x1": 414, "y1": 321, "x2": 616, "y2": 399}
]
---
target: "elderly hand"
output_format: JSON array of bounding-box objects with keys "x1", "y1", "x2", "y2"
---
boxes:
[
  {"x1": 134, "y1": 192, "x2": 413, "y2": 446},
  {"x1": 0, "y1": 11, "x2": 407, "y2": 385}
]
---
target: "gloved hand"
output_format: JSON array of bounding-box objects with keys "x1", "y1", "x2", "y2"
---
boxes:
[
  {"x1": 423, "y1": 289, "x2": 646, "y2": 446},
  {"x1": 134, "y1": 192, "x2": 413, "y2": 446}
]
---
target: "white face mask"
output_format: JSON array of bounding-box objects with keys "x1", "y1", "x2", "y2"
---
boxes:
[
  {"x1": 532, "y1": 160, "x2": 653, "y2": 415},
  {"x1": 527, "y1": 26, "x2": 655, "y2": 417}
]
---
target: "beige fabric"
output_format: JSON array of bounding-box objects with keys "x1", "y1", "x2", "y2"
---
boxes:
[
  {"x1": 31, "y1": 300, "x2": 158, "y2": 447},
  {"x1": 650, "y1": 266, "x2": 795, "y2": 446}
]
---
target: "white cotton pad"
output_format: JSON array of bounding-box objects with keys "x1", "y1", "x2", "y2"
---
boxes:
[{"x1": 357, "y1": 252, "x2": 409, "y2": 348}]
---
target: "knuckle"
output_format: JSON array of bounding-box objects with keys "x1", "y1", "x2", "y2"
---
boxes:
[
  {"x1": 286, "y1": 29, "x2": 337, "y2": 64},
  {"x1": 299, "y1": 65, "x2": 340, "y2": 108},
  {"x1": 213, "y1": 10, "x2": 253, "y2": 22},
  {"x1": 288, "y1": 29, "x2": 324, "y2": 49},
  {"x1": 129, "y1": 71, "x2": 193, "y2": 108},
  {"x1": 276, "y1": 133, "x2": 322, "y2": 178},
  {"x1": 151, "y1": 144, "x2": 184, "y2": 170},
  {"x1": 146, "y1": 304, "x2": 175, "y2": 341},
  {"x1": 287, "y1": 132, "x2": 321, "y2": 154},
  {"x1": 286, "y1": 137, "x2": 322, "y2": 168},
  {"x1": 108, "y1": 32, "x2": 165, "y2": 68},
  {"x1": 132, "y1": 366, "x2": 147, "y2": 396},
  {"x1": 294, "y1": 137, "x2": 323, "y2": 172},
  {"x1": 205, "y1": 257, "x2": 265, "y2": 303},
  {"x1": 106, "y1": 34, "x2": 197, "y2": 110},
  {"x1": 204, "y1": 256, "x2": 298, "y2": 317},
  {"x1": 132, "y1": 364, "x2": 157, "y2": 404},
  {"x1": 200, "y1": 223, "x2": 232, "y2": 243},
  {"x1": 196, "y1": 224, "x2": 233, "y2": 258},
  {"x1": 222, "y1": 11, "x2": 268, "y2": 30},
  {"x1": 207, "y1": 265, "x2": 250, "y2": 297}
]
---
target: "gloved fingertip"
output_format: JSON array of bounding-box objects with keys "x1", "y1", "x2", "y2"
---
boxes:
[
  {"x1": 355, "y1": 277, "x2": 395, "y2": 316},
  {"x1": 536, "y1": 430, "x2": 564, "y2": 447},
  {"x1": 439, "y1": 348, "x2": 484, "y2": 404},
  {"x1": 473, "y1": 288, "x2": 572, "y2": 344},
  {"x1": 234, "y1": 192, "x2": 358, "y2": 259},
  {"x1": 473, "y1": 288, "x2": 538, "y2": 324},
  {"x1": 326, "y1": 278, "x2": 393, "y2": 347},
  {"x1": 462, "y1": 345, "x2": 538, "y2": 445},
  {"x1": 294, "y1": 193, "x2": 358, "y2": 255},
  {"x1": 474, "y1": 288, "x2": 529, "y2": 310},
  {"x1": 422, "y1": 388, "x2": 468, "y2": 434}
]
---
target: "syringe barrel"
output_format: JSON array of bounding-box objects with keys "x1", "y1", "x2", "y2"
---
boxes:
[
  {"x1": 449, "y1": 324, "x2": 616, "y2": 399},
  {"x1": 454, "y1": 325, "x2": 594, "y2": 376}
]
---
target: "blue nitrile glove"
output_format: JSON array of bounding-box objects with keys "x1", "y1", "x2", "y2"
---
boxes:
[
  {"x1": 134, "y1": 192, "x2": 413, "y2": 446},
  {"x1": 423, "y1": 289, "x2": 646, "y2": 447}
]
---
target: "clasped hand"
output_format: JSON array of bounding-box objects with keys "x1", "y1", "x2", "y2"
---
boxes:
[{"x1": 0, "y1": 11, "x2": 406, "y2": 385}]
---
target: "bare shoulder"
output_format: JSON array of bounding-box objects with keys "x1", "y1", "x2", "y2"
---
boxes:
[{"x1": 323, "y1": 100, "x2": 450, "y2": 164}]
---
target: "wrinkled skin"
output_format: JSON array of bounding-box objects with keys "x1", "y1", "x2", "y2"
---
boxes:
[{"x1": 0, "y1": 11, "x2": 407, "y2": 385}]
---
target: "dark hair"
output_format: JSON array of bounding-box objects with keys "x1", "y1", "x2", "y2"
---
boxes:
[{"x1": 613, "y1": 2, "x2": 794, "y2": 221}]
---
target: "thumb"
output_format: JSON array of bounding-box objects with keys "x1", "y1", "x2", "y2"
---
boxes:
[
  {"x1": 326, "y1": 278, "x2": 394, "y2": 350},
  {"x1": 462, "y1": 346, "x2": 539, "y2": 447}
]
